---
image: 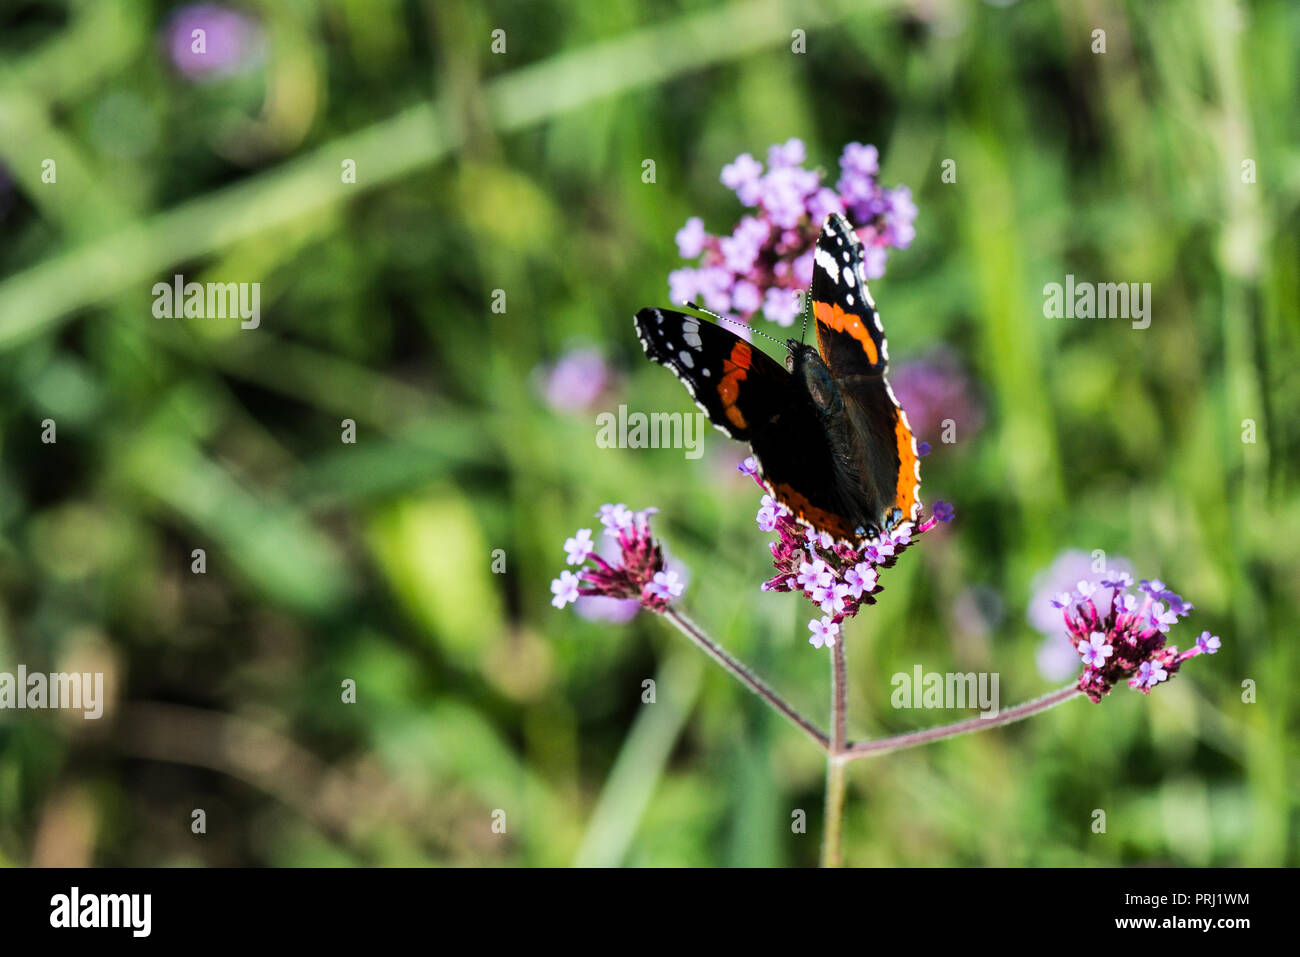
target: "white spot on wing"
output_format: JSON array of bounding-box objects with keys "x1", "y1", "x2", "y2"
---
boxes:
[{"x1": 814, "y1": 247, "x2": 840, "y2": 284}]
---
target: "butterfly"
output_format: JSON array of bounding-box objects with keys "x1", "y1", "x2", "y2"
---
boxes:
[{"x1": 633, "y1": 212, "x2": 921, "y2": 543}]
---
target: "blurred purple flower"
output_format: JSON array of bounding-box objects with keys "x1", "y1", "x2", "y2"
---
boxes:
[
  {"x1": 536, "y1": 347, "x2": 615, "y2": 413},
  {"x1": 1035, "y1": 634, "x2": 1078, "y2": 681},
  {"x1": 574, "y1": 595, "x2": 640, "y2": 624},
  {"x1": 1028, "y1": 550, "x2": 1133, "y2": 641},
  {"x1": 950, "y1": 583, "x2": 1004, "y2": 646},
  {"x1": 675, "y1": 217, "x2": 707, "y2": 258},
  {"x1": 669, "y1": 139, "x2": 916, "y2": 328},
  {"x1": 761, "y1": 288, "x2": 801, "y2": 326},
  {"x1": 163, "y1": 4, "x2": 264, "y2": 81},
  {"x1": 888, "y1": 346, "x2": 984, "y2": 452},
  {"x1": 721, "y1": 152, "x2": 764, "y2": 204},
  {"x1": 1101, "y1": 570, "x2": 1134, "y2": 589}
]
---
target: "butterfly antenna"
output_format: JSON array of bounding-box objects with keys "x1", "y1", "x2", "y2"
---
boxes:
[
  {"x1": 799, "y1": 291, "x2": 810, "y2": 345},
  {"x1": 685, "y1": 301, "x2": 786, "y2": 346}
]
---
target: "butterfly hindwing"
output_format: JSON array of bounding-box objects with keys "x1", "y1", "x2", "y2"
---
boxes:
[
  {"x1": 839, "y1": 374, "x2": 920, "y2": 532},
  {"x1": 808, "y1": 213, "x2": 921, "y2": 530}
]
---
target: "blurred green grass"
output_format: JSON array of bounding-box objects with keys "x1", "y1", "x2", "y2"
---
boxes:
[{"x1": 0, "y1": 0, "x2": 1296, "y2": 866}]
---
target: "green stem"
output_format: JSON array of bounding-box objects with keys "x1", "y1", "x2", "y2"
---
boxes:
[
  {"x1": 657, "y1": 607, "x2": 1085, "y2": 866},
  {"x1": 822, "y1": 756, "x2": 847, "y2": 868},
  {"x1": 661, "y1": 608, "x2": 829, "y2": 751},
  {"x1": 843, "y1": 684, "x2": 1082, "y2": 760},
  {"x1": 822, "y1": 638, "x2": 849, "y2": 867}
]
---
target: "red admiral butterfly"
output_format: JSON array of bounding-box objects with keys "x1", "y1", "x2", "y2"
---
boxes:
[{"x1": 634, "y1": 212, "x2": 921, "y2": 543}]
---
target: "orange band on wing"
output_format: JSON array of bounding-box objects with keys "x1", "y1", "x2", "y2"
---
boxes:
[
  {"x1": 770, "y1": 482, "x2": 853, "y2": 540},
  {"x1": 717, "y1": 341, "x2": 752, "y2": 429},
  {"x1": 813, "y1": 300, "x2": 879, "y2": 365},
  {"x1": 893, "y1": 413, "x2": 920, "y2": 519}
]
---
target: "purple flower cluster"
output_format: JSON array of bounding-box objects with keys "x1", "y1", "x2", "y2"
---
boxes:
[
  {"x1": 740, "y1": 457, "x2": 952, "y2": 649},
  {"x1": 1052, "y1": 573, "x2": 1220, "y2": 702},
  {"x1": 669, "y1": 140, "x2": 918, "y2": 327},
  {"x1": 551, "y1": 505, "x2": 684, "y2": 614},
  {"x1": 1028, "y1": 550, "x2": 1133, "y2": 679}
]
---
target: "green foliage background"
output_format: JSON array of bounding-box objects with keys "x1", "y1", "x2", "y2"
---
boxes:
[{"x1": 0, "y1": 0, "x2": 1296, "y2": 866}]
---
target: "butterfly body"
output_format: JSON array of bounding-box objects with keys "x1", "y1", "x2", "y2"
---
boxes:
[{"x1": 634, "y1": 213, "x2": 920, "y2": 543}]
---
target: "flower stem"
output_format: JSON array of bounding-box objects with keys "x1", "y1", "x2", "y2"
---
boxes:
[
  {"x1": 822, "y1": 755, "x2": 846, "y2": 868},
  {"x1": 657, "y1": 608, "x2": 1082, "y2": 866},
  {"x1": 831, "y1": 637, "x2": 848, "y2": 751},
  {"x1": 822, "y1": 638, "x2": 849, "y2": 867},
  {"x1": 842, "y1": 683, "x2": 1082, "y2": 760},
  {"x1": 661, "y1": 607, "x2": 829, "y2": 751}
]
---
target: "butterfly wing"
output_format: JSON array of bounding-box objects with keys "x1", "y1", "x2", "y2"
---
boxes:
[
  {"x1": 634, "y1": 307, "x2": 790, "y2": 441},
  {"x1": 633, "y1": 307, "x2": 861, "y2": 539},
  {"x1": 808, "y1": 214, "x2": 922, "y2": 529}
]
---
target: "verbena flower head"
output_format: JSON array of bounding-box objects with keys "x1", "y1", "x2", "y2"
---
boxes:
[
  {"x1": 1029, "y1": 550, "x2": 1136, "y2": 679},
  {"x1": 1052, "y1": 573, "x2": 1221, "y2": 702},
  {"x1": 551, "y1": 505, "x2": 684, "y2": 613},
  {"x1": 670, "y1": 139, "x2": 918, "y2": 327},
  {"x1": 739, "y1": 465, "x2": 953, "y2": 649}
]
